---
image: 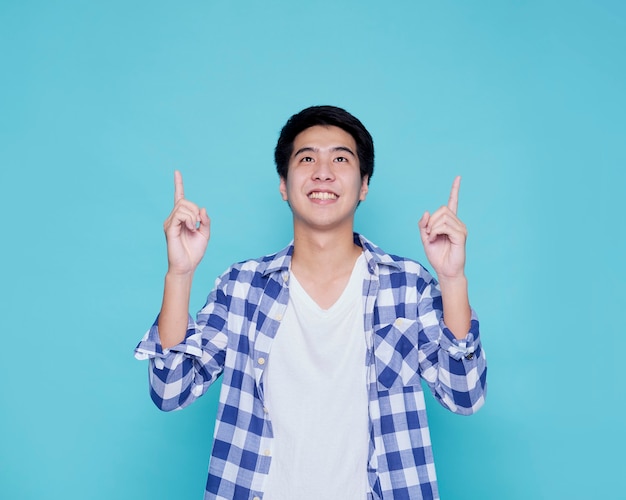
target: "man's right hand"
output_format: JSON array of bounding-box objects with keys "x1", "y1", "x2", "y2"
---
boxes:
[{"x1": 163, "y1": 170, "x2": 211, "y2": 276}]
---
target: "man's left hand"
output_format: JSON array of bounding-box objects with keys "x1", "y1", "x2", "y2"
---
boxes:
[{"x1": 418, "y1": 176, "x2": 467, "y2": 280}]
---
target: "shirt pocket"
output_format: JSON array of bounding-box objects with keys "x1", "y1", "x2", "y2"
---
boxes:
[{"x1": 373, "y1": 317, "x2": 421, "y2": 391}]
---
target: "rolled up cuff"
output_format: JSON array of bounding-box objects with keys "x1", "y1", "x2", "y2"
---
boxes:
[
  {"x1": 134, "y1": 314, "x2": 203, "y2": 360},
  {"x1": 439, "y1": 309, "x2": 480, "y2": 361}
]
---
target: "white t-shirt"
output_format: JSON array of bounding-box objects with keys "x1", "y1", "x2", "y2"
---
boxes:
[{"x1": 263, "y1": 254, "x2": 370, "y2": 499}]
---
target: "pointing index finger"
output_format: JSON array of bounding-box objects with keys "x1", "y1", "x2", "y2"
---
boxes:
[
  {"x1": 174, "y1": 170, "x2": 185, "y2": 204},
  {"x1": 448, "y1": 176, "x2": 461, "y2": 214}
]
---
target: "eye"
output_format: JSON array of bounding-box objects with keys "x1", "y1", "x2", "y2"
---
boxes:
[
  {"x1": 335, "y1": 156, "x2": 348, "y2": 163},
  {"x1": 300, "y1": 156, "x2": 314, "y2": 163}
]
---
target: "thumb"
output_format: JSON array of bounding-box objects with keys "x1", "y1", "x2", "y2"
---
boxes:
[
  {"x1": 418, "y1": 211, "x2": 430, "y2": 241},
  {"x1": 418, "y1": 211, "x2": 429, "y2": 230},
  {"x1": 198, "y1": 208, "x2": 211, "y2": 239}
]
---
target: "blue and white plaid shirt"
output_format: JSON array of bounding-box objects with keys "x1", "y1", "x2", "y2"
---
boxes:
[{"x1": 135, "y1": 234, "x2": 487, "y2": 500}]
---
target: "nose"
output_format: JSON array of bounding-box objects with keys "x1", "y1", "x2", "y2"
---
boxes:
[{"x1": 312, "y1": 156, "x2": 335, "y2": 181}]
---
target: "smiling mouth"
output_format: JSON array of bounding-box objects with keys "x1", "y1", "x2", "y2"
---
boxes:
[{"x1": 308, "y1": 191, "x2": 338, "y2": 200}]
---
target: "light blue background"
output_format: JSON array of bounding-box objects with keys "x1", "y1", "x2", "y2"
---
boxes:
[{"x1": 1, "y1": 1, "x2": 624, "y2": 498}]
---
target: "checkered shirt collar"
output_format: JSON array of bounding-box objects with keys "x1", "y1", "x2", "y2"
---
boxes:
[{"x1": 260, "y1": 232, "x2": 402, "y2": 277}]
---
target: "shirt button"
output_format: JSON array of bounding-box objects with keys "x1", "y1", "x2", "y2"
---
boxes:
[
  {"x1": 282, "y1": 272, "x2": 288, "y2": 282},
  {"x1": 275, "y1": 314, "x2": 283, "y2": 321},
  {"x1": 465, "y1": 352, "x2": 474, "y2": 360},
  {"x1": 258, "y1": 357, "x2": 266, "y2": 365},
  {"x1": 264, "y1": 449, "x2": 271, "y2": 456},
  {"x1": 253, "y1": 497, "x2": 261, "y2": 500},
  {"x1": 263, "y1": 406, "x2": 269, "y2": 414}
]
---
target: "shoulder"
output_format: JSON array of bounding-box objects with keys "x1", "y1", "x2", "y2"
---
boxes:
[
  {"x1": 216, "y1": 242, "x2": 293, "y2": 287},
  {"x1": 357, "y1": 233, "x2": 436, "y2": 285}
]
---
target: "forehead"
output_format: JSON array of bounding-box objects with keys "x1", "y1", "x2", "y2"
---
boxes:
[{"x1": 292, "y1": 125, "x2": 357, "y2": 152}]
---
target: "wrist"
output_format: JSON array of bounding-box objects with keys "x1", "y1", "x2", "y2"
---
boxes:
[
  {"x1": 437, "y1": 276, "x2": 471, "y2": 340},
  {"x1": 437, "y1": 274, "x2": 467, "y2": 290},
  {"x1": 164, "y1": 270, "x2": 195, "y2": 287}
]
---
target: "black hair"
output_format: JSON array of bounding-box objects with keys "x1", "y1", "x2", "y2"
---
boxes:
[{"x1": 274, "y1": 105, "x2": 374, "y2": 184}]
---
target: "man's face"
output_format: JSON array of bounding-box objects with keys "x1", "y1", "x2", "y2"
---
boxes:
[{"x1": 279, "y1": 125, "x2": 369, "y2": 233}]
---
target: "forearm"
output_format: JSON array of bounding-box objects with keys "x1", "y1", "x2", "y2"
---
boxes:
[
  {"x1": 438, "y1": 275, "x2": 471, "y2": 339},
  {"x1": 418, "y1": 281, "x2": 486, "y2": 414},
  {"x1": 158, "y1": 271, "x2": 194, "y2": 349}
]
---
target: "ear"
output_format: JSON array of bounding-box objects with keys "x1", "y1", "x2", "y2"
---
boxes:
[
  {"x1": 359, "y1": 175, "x2": 369, "y2": 201},
  {"x1": 279, "y1": 176, "x2": 288, "y2": 201}
]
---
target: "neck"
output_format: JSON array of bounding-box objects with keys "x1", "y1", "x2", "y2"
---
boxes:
[{"x1": 291, "y1": 226, "x2": 361, "y2": 280}]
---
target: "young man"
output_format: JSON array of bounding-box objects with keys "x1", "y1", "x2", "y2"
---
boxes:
[{"x1": 135, "y1": 106, "x2": 487, "y2": 500}]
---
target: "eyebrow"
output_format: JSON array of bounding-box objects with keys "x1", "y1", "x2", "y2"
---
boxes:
[{"x1": 293, "y1": 146, "x2": 357, "y2": 157}]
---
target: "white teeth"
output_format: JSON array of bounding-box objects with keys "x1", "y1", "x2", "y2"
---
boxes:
[{"x1": 309, "y1": 192, "x2": 337, "y2": 200}]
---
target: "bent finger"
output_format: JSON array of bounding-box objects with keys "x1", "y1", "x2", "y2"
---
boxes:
[
  {"x1": 428, "y1": 220, "x2": 467, "y2": 243},
  {"x1": 426, "y1": 207, "x2": 463, "y2": 230},
  {"x1": 169, "y1": 206, "x2": 200, "y2": 232}
]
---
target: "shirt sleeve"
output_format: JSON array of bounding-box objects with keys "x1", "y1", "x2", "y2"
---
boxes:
[
  {"x1": 417, "y1": 282, "x2": 487, "y2": 416},
  {"x1": 133, "y1": 276, "x2": 230, "y2": 412}
]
